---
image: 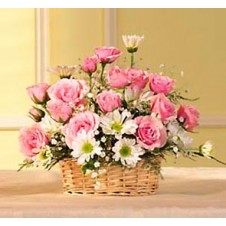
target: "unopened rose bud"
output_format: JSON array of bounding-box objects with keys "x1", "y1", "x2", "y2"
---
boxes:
[
  {"x1": 27, "y1": 83, "x2": 50, "y2": 104},
  {"x1": 82, "y1": 56, "x2": 98, "y2": 74},
  {"x1": 29, "y1": 107, "x2": 45, "y2": 122}
]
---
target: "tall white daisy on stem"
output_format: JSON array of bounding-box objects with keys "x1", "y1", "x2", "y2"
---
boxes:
[
  {"x1": 100, "y1": 109, "x2": 137, "y2": 139},
  {"x1": 122, "y1": 35, "x2": 144, "y2": 68},
  {"x1": 112, "y1": 138, "x2": 144, "y2": 167},
  {"x1": 71, "y1": 131, "x2": 102, "y2": 165}
]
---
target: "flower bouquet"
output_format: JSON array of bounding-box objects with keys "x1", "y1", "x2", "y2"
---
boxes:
[{"x1": 18, "y1": 35, "x2": 225, "y2": 196}]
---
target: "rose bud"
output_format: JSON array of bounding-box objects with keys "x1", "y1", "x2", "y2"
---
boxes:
[
  {"x1": 82, "y1": 56, "x2": 98, "y2": 74},
  {"x1": 27, "y1": 83, "x2": 50, "y2": 104},
  {"x1": 29, "y1": 107, "x2": 45, "y2": 122},
  {"x1": 95, "y1": 47, "x2": 122, "y2": 64}
]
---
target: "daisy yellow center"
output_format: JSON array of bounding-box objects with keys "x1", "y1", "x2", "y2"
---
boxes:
[
  {"x1": 119, "y1": 145, "x2": 132, "y2": 157},
  {"x1": 39, "y1": 150, "x2": 47, "y2": 160},
  {"x1": 82, "y1": 142, "x2": 93, "y2": 154},
  {"x1": 111, "y1": 121, "x2": 123, "y2": 132}
]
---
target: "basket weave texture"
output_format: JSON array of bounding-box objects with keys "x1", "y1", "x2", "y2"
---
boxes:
[{"x1": 59, "y1": 158, "x2": 160, "y2": 196}]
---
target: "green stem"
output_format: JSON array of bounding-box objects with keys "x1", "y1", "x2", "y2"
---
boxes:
[
  {"x1": 193, "y1": 152, "x2": 226, "y2": 165},
  {"x1": 88, "y1": 73, "x2": 92, "y2": 91},
  {"x1": 130, "y1": 52, "x2": 134, "y2": 68},
  {"x1": 210, "y1": 156, "x2": 226, "y2": 165},
  {"x1": 100, "y1": 63, "x2": 106, "y2": 87}
]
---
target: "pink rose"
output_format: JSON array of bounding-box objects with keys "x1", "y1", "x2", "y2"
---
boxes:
[
  {"x1": 150, "y1": 93, "x2": 175, "y2": 121},
  {"x1": 126, "y1": 68, "x2": 148, "y2": 89},
  {"x1": 108, "y1": 66, "x2": 129, "y2": 88},
  {"x1": 149, "y1": 74, "x2": 175, "y2": 95},
  {"x1": 96, "y1": 90, "x2": 121, "y2": 113},
  {"x1": 19, "y1": 124, "x2": 49, "y2": 158},
  {"x1": 27, "y1": 83, "x2": 50, "y2": 104},
  {"x1": 47, "y1": 78, "x2": 89, "y2": 107},
  {"x1": 62, "y1": 111, "x2": 100, "y2": 148},
  {"x1": 135, "y1": 116, "x2": 167, "y2": 150},
  {"x1": 82, "y1": 56, "x2": 98, "y2": 74},
  {"x1": 29, "y1": 107, "x2": 45, "y2": 122},
  {"x1": 177, "y1": 105, "x2": 199, "y2": 131},
  {"x1": 46, "y1": 100, "x2": 73, "y2": 122},
  {"x1": 95, "y1": 47, "x2": 122, "y2": 64}
]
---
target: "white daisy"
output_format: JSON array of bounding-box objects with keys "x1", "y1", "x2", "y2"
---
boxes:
[
  {"x1": 71, "y1": 131, "x2": 102, "y2": 165},
  {"x1": 167, "y1": 122, "x2": 193, "y2": 148},
  {"x1": 112, "y1": 138, "x2": 144, "y2": 167},
  {"x1": 48, "y1": 65, "x2": 78, "y2": 78},
  {"x1": 100, "y1": 110, "x2": 137, "y2": 139},
  {"x1": 122, "y1": 35, "x2": 144, "y2": 53}
]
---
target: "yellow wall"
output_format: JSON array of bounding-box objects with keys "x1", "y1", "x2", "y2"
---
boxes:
[
  {"x1": 0, "y1": 9, "x2": 35, "y2": 116},
  {"x1": 0, "y1": 8, "x2": 226, "y2": 169}
]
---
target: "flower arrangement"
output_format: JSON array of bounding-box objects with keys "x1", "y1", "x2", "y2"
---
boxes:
[{"x1": 18, "y1": 35, "x2": 225, "y2": 187}]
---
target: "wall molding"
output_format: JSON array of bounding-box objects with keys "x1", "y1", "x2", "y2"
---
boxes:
[
  {"x1": 0, "y1": 8, "x2": 48, "y2": 130},
  {"x1": 104, "y1": 9, "x2": 117, "y2": 46},
  {"x1": 199, "y1": 115, "x2": 226, "y2": 128},
  {"x1": 35, "y1": 8, "x2": 48, "y2": 83},
  {"x1": 0, "y1": 116, "x2": 32, "y2": 130}
]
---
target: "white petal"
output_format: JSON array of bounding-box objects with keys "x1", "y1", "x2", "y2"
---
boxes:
[
  {"x1": 77, "y1": 155, "x2": 86, "y2": 165},
  {"x1": 71, "y1": 149, "x2": 81, "y2": 158},
  {"x1": 121, "y1": 110, "x2": 131, "y2": 123},
  {"x1": 113, "y1": 110, "x2": 121, "y2": 122},
  {"x1": 122, "y1": 120, "x2": 137, "y2": 134}
]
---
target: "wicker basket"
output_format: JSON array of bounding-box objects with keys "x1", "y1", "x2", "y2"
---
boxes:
[{"x1": 59, "y1": 158, "x2": 160, "y2": 196}]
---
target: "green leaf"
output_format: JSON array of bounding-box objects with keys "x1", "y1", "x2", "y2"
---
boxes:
[{"x1": 81, "y1": 160, "x2": 95, "y2": 175}]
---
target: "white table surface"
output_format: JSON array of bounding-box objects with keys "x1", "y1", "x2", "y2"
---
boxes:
[{"x1": 0, "y1": 167, "x2": 226, "y2": 218}]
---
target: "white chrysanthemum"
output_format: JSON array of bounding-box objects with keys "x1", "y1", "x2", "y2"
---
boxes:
[
  {"x1": 167, "y1": 122, "x2": 193, "y2": 148},
  {"x1": 112, "y1": 138, "x2": 144, "y2": 167},
  {"x1": 122, "y1": 35, "x2": 144, "y2": 52},
  {"x1": 200, "y1": 141, "x2": 213, "y2": 159},
  {"x1": 100, "y1": 110, "x2": 137, "y2": 139},
  {"x1": 71, "y1": 131, "x2": 102, "y2": 165}
]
